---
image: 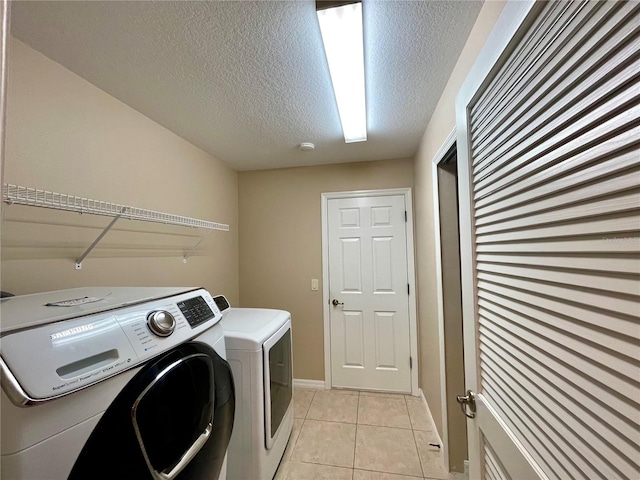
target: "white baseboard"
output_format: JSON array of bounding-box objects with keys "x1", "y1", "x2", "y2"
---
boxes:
[
  {"x1": 419, "y1": 388, "x2": 444, "y2": 448},
  {"x1": 293, "y1": 378, "x2": 325, "y2": 389}
]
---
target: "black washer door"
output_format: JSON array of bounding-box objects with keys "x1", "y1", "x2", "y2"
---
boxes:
[
  {"x1": 68, "y1": 341, "x2": 235, "y2": 480},
  {"x1": 132, "y1": 353, "x2": 214, "y2": 477}
]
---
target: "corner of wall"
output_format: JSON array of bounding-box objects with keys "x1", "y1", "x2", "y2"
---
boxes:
[{"x1": 411, "y1": 0, "x2": 506, "y2": 454}]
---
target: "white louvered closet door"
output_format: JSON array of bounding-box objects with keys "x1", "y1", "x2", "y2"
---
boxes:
[{"x1": 456, "y1": 1, "x2": 640, "y2": 479}]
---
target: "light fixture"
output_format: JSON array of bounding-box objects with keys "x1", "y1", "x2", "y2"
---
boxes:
[{"x1": 317, "y1": 1, "x2": 367, "y2": 143}]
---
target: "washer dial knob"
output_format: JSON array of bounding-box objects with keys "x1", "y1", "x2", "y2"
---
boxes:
[{"x1": 147, "y1": 310, "x2": 176, "y2": 337}]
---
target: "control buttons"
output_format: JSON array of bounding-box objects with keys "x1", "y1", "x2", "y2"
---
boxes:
[
  {"x1": 147, "y1": 310, "x2": 176, "y2": 337},
  {"x1": 177, "y1": 296, "x2": 214, "y2": 328}
]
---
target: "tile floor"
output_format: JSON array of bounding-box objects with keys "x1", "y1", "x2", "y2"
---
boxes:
[{"x1": 275, "y1": 388, "x2": 468, "y2": 480}]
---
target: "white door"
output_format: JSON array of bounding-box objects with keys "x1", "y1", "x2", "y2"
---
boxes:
[
  {"x1": 326, "y1": 194, "x2": 412, "y2": 392},
  {"x1": 457, "y1": 1, "x2": 640, "y2": 479}
]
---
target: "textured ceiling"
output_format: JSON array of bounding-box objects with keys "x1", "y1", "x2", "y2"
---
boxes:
[{"x1": 11, "y1": 1, "x2": 483, "y2": 171}]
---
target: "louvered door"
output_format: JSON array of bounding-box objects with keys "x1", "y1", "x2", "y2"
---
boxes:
[{"x1": 456, "y1": 1, "x2": 640, "y2": 479}]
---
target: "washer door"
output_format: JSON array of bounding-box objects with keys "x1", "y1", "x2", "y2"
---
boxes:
[
  {"x1": 132, "y1": 352, "x2": 214, "y2": 479},
  {"x1": 68, "y1": 342, "x2": 234, "y2": 480}
]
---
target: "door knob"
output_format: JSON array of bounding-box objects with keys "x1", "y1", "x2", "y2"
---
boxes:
[
  {"x1": 456, "y1": 389, "x2": 476, "y2": 418},
  {"x1": 332, "y1": 299, "x2": 344, "y2": 306}
]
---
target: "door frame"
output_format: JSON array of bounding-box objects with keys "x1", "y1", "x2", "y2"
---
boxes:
[
  {"x1": 431, "y1": 127, "x2": 457, "y2": 470},
  {"x1": 455, "y1": 0, "x2": 540, "y2": 477},
  {"x1": 321, "y1": 188, "x2": 419, "y2": 396},
  {"x1": 0, "y1": 0, "x2": 9, "y2": 255}
]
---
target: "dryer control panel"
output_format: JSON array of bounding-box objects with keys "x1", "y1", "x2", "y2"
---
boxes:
[
  {"x1": 212, "y1": 294, "x2": 231, "y2": 313},
  {"x1": 0, "y1": 287, "x2": 222, "y2": 406}
]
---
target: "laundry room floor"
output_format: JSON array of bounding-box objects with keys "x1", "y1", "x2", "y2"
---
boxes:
[{"x1": 275, "y1": 388, "x2": 469, "y2": 480}]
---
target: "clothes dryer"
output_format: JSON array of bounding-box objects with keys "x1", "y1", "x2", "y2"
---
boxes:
[
  {"x1": 214, "y1": 296, "x2": 293, "y2": 480},
  {"x1": 0, "y1": 287, "x2": 234, "y2": 480}
]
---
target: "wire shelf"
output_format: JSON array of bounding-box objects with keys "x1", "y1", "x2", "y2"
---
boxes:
[
  {"x1": 3, "y1": 183, "x2": 229, "y2": 231},
  {"x1": 3, "y1": 183, "x2": 228, "y2": 267}
]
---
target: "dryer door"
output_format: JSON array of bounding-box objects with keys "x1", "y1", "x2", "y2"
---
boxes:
[
  {"x1": 68, "y1": 342, "x2": 234, "y2": 480},
  {"x1": 263, "y1": 323, "x2": 292, "y2": 449}
]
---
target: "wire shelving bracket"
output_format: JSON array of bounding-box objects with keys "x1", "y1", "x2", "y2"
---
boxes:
[{"x1": 3, "y1": 183, "x2": 229, "y2": 268}]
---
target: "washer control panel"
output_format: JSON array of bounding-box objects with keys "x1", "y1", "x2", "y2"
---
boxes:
[
  {"x1": 177, "y1": 296, "x2": 215, "y2": 328},
  {"x1": 0, "y1": 288, "x2": 222, "y2": 403}
]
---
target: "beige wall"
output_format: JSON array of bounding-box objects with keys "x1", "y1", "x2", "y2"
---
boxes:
[
  {"x1": 413, "y1": 0, "x2": 506, "y2": 465},
  {"x1": 1, "y1": 39, "x2": 239, "y2": 301},
  {"x1": 239, "y1": 159, "x2": 414, "y2": 380}
]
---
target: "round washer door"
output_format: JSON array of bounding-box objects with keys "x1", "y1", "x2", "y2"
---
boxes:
[{"x1": 68, "y1": 341, "x2": 234, "y2": 480}]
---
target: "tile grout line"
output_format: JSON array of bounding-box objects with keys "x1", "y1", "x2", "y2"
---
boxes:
[
  {"x1": 304, "y1": 419, "x2": 359, "y2": 426},
  {"x1": 413, "y1": 427, "x2": 427, "y2": 478},
  {"x1": 288, "y1": 388, "x2": 314, "y2": 467},
  {"x1": 302, "y1": 418, "x2": 363, "y2": 429},
  {"x1": 354, "y1": 465, "x2": 425, "y2": 478},
  {"x1": 353, "y1": 391, "x2": 360, "y2": 473},
  {"x1": 407, "y1": 393, "x2": 427, "y2": 478},
  {"x1": 404, "y1": 394, "x2": 414, "y2": 432}
]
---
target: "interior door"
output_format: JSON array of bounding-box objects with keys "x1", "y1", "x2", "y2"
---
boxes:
[
  {"x1": 457, "y1": 1, "x2": 640, "y2": 479},
  {"x1": 327, "y1": 194, "x2": 411, "y2": 392}
]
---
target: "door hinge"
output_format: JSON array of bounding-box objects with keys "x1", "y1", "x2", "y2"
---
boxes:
[
  {"x1": 405, "y1": 210, "x2": 407, "y2": 222},
  {"x1": 407, "y1": 283, "x2": 410, "y2": 295},
  {"x1": 410, "y1": 357, "x2": 413, "y2": 369}
]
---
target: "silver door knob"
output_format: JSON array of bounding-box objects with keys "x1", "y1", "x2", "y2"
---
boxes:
[
  {"x1": 332, "y1": 299, "x2": 344, "y2": 306},
  {"x1": 456, "y1": 389, "x2": 476, "y2": 418}
]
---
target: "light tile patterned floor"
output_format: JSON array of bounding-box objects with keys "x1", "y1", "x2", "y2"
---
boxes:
[{"x1": 275, "y1": 388, "x2": 469, "y2": 480}]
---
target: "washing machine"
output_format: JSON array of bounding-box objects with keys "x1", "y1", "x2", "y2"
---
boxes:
[
  {"x1": 213, "y1": 296, "x2": 293, "y2": 480},
  {"x1": 0, "y1": 286, "x2": 235, "y2": 480}
]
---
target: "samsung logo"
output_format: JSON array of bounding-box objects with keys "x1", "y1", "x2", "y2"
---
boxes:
[{"x1": 50, "y1": 324, "x2": 94, "y2": 340}]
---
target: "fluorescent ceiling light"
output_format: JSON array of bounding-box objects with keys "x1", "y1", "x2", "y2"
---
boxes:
[{"x1": 317, "y1": 2, "x2": 367, "y2": 143}]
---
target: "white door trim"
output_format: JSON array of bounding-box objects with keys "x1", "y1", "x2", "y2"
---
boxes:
[
  {"x1": 321, "y1": 188, "x2": 418, "y2": 396},
  {"x1": 431, "y1": 127, "x2": 457, "y2": 470},
  {"x1": 455, "y1": 0, "x2": 538, "y2": 477},
  {"x1": 0, "y1": 0, "x2": 9, "y2": 194}
]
